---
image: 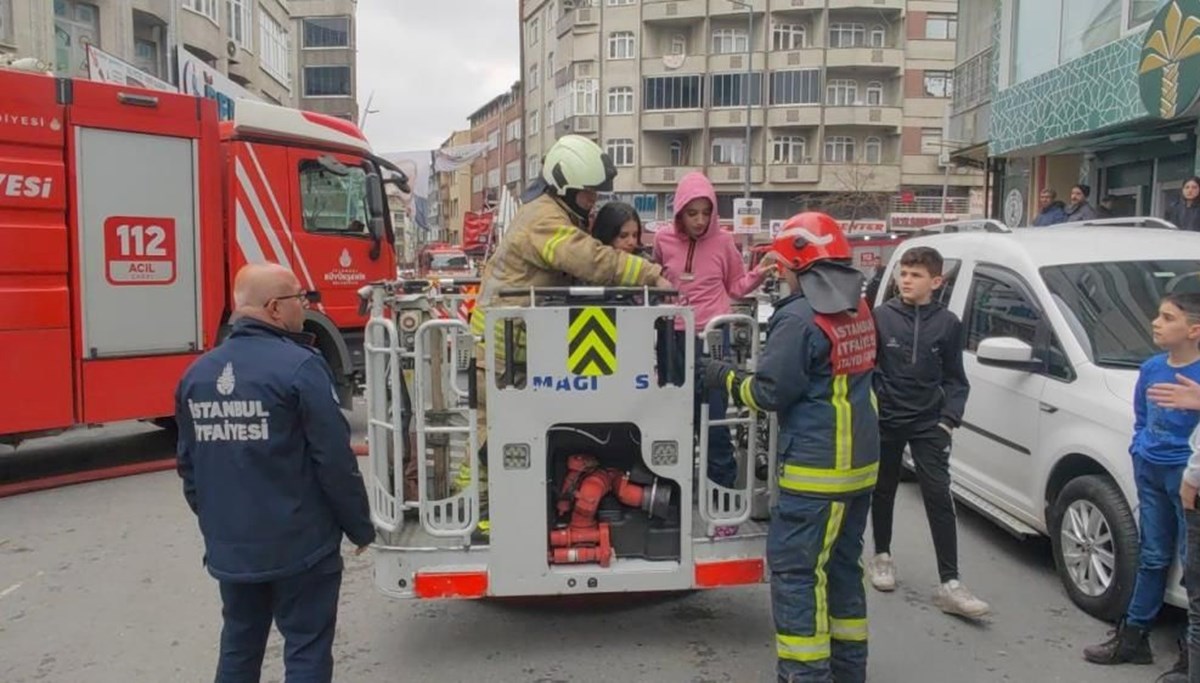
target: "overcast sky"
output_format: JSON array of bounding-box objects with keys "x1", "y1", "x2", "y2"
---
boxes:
[{"x1": 355, "y1": 0, "x2": 520, "y2": 153}]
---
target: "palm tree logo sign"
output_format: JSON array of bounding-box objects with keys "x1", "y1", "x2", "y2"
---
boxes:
[{"x1": 1139, "y1": 0, "x2": 1200, "y2": 119}]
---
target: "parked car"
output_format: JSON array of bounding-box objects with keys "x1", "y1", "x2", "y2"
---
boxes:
[{"x1": 875, "y1": 221, "x2": 1199, "y2": 621}]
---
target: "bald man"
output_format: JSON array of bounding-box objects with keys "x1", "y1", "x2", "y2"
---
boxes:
[{"x1": 175, "y1": 263, "x2": 374, "y2": 683}]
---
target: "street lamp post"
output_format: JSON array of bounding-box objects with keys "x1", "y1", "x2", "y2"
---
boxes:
[{"x1": 729, "y1": 0, "x2": 753, "y2": 200}]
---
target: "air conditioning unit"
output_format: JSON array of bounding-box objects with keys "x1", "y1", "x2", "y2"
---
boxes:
[{"x1": 226, "y1": 40, "x2": 238, "y2": 59}]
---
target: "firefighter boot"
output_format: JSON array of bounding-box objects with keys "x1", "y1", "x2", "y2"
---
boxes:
[{"x1": 1083, "y1": 620, "x2": 1153, "y2": 665}]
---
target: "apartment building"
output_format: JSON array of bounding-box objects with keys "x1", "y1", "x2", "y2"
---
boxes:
[
  {"x1": 437, "y1": 129, "x2": 476, "y2": 245},
  {"x1": 520, "y1": 0, "x2": 982, "y2": 229},
  {"x1": 2, "y1": 0, "x2": 310, "y2": 108},
  {"x1": 292, "y1": 0, "x2": 358, "y2": 121},
  {"x1": 468, "y1": 82, "x2": 526, "y2": 212}
]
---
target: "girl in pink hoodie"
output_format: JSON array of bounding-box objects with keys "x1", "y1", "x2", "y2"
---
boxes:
[{"x1": 653, "y1": 172, "x2": 774, "y2": 489}]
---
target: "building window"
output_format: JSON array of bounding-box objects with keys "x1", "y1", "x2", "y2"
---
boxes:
[
  {"x1": 133, "y1": 38, "x2": 161, "y2": 77},
  {"x1": 924, "y1": 13, "x2": 957, "y2": 40},
  {"x1": 228, "y1": 0, "x2": 253, "y2": 49},
  {"x1": 865, "y1": 81, "x2": 883, "y2": 105},
  {"x1": 606, "y1": 138, "x2": 635, "y2": 166},
  {"x1": 826, "y1": 79, "x2": 858, "y2": 106},
  {"x1": 529, "y1": 17, "x2": 539, "y2": 45},
  {"x1": 546, "y1": 103, "x2": 553, "y2": 128},
  {"x1": 824, "y1": 136, "x2": 855, "y2": 163},
  {"x1": 923, "y1": 70, "x2": 953, "y2": 98},
  {"x1": 607, "y1": 86, "x2": 634, "y2": 114},
  {"x1": 487, "y1": 168, "x2": 501, "y2": 189},
  {"x1": 643, "y1": 75, "x2": 704, "y2": 110},
  {"x1": 711, "y1": 28, "x2": 748, "y2": 54},
  {"x1": 530, "y1": 63, "x2": 539, "y2": 86},
  {"x1": 259, "y1": 12, "x2": 290, "y2": 84},
  {"x1": 669, "y1": 139, "x2": 689, "y2": 166},
  {"x1": 773, "y1": 136, "x2": 806, "y2": 164},
  {"x1": 487, "y1": 130, "x2": 499, "y2": 151},
  {"x1": 54, "y1": 0, "x2": 99, "y2": 77},
  {"x1": 547, "y1": 52, "x2": 554, "y2": 80},
  {"x1": 607, "y1": 0, "x2": 634, "y2": 5},
  {"x1": 506, "y1": 120, "x2": 522, "y2": 142},
  {"x1": 770, "y1": 69, "x2": 821, "y2": 105},
  {"x1": 670, "y1": 33, "x2": 687, "y2": 55},
  {"x1": 574, "y1": 79, "x2": 598, "y2": 115},
  {"x1": 528, "y1": 155, "x2": 541, "y2": 179},
  {"x1": 829, "y1": 23, "x2": 865, "y2": 48},
  {"x1": 1011, "y1": 0, "x2": 1061, "y2": 84},
  {"x1": 304, "y1": 66, "x2": 351, "y2": 97},
  {"x1": 1130, "y1": 0, "x2": 1172, "y2": 28},
  {"x1": 505, "y1": 160, "x2": 522, "y2": 184},
  {"x1": 472, "y1": 173, "x2": 484, "y2": 193},
  {"x1": 864, "y1": 136, "x2": 882, "y2": 164},
  {"x1": 0, "y1": 0, "x2": 11, "y2": 45},
  {"x1": 183, "y1": 0, "x2": 218, "y2": 21},
  {"x1": 302, "y1": 16, "x2": 350, "y2": 49},
  {"x1": 1061, "y1": 0, "x2": 1120, "y2": 63},
  {"x1": 710, "y1": 72, "x2": 763, "y2": 107},
  {"x1": 920, "y1": 129, "x2": 943, "y2": 155},
  {"x1": 870, "y1": 25, "x2": 886, "y2": 48},
  {"x1": 608, "y1": 31, "x2": 635, "y2": 60},
  {"x1": 711, "y1": 137, "x2": 745, "y2": 165},
  {"x1": 529, "y1": 110, "x2": 540, "y2": 133},
  {"x1": 773, "y1": 23, "x2": 806, "y2": 51}
]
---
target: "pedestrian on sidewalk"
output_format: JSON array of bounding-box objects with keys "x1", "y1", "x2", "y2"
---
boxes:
[
  {"x1": 1084, "y1": 293, "x2": 1200, "y2": 671},
  {"x1": 175, "y1": 263, "x2": 375, "y2": 683},
  {"x1": 866, "y1": 246, "x2": 990, "y2": 618},
  {"x1": 702, "y1": 212, "x2": 879, "y2": 683}
]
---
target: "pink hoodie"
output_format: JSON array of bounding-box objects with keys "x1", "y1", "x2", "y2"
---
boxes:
[{"x1": 653, "y1": 172, "x2": 765, "y2": 331}]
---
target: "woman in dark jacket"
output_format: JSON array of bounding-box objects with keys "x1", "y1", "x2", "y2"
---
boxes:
[{"x1": 1166, "y1": 176, "x2": 1200, "y2": 232}]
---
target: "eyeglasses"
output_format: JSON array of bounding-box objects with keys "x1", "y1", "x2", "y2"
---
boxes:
[{"x1": 270, "y1": 290, "x2": 322, "y2": 307}]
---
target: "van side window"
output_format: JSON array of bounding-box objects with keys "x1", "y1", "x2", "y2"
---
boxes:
[{"x1": 966, "y1": 275, "x2": 1039, "y2": 351}]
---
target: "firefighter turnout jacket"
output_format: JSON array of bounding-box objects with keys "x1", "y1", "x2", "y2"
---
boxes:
[
  {"x1": 470, "y1": 193, "x2": 664, "y2": 361},
  {"x1": 710, "y1": 292, "x2": 880, "y2": 497},
  {"x1": 175, "y1": 318, "x2": 375, "y2": 582}
]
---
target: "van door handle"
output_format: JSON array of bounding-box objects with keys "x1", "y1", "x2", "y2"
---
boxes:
[{"x1": 1039, "y1": 402, "x2": 1058, "y2": 414}]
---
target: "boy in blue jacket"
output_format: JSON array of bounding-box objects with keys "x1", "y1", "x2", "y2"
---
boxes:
[{"x1": 1084, "y1": 293, "x2": 1200, "y2": 674}]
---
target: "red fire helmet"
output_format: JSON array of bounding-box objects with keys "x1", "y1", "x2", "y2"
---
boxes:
[{"x1": 770, "y1": 212, "x2": 852, "y2": 271}]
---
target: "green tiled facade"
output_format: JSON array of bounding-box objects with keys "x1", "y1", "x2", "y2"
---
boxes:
[{"x1": 989, "y1": 33, "x2": 1148, "y2": 156}]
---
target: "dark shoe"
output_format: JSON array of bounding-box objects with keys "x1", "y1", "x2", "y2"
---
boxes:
[
  {"x1": 1083, "y1": 620, "x2": 1153, "y2": 665},
  {"x1": 1155, "y1": 638, "x2": 1188, "y2": 682}
]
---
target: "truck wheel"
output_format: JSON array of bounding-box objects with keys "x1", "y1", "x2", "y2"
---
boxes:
[{"x1": 1048, "y1": 475, "x2": 1138, "y2": 622}]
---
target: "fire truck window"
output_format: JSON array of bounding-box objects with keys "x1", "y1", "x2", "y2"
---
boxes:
[
  {"x1": 431, "y1": 254, "x2": 470, "y2": 270},
  {"x1": 299, "y1": 161, "x2": 371, "y2": 235}
]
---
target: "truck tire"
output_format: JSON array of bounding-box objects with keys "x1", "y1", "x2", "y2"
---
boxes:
[{"x1": 1048, "y1": 475, "x2": 1139, "y2": 623}]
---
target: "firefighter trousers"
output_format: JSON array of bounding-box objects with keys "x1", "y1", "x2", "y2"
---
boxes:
[{"x1": 769, "y1": 492, "x2": 871, "y2": 683}]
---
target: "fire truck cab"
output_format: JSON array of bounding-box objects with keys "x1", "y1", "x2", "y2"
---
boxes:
[
  {"x1": 363, "y1": 283, "x2": 773, "y2": 599},
  {"x1": 0, "y1": 69, "x2": 397, "y2": 444}
]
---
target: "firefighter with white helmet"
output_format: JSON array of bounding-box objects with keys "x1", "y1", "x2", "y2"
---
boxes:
[
  {"x1": 456, "y1": 135, "x2": 671, "y2": 522},
  {"x1": 701, "y1": 212, "x2": 879, "y2": 683}
]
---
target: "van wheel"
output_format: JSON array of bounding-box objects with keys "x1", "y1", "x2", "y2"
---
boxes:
[{"x1": 1048, "y1": 475, "x2": 1139, "y2": 622}]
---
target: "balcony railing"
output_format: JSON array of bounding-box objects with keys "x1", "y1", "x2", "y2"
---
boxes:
[
  {"x1": 952, "y1": 48, "x2": 993, "y2": 114},
  {"x1": 888, "y1": 196, "x2": 971, "y2": 214}
]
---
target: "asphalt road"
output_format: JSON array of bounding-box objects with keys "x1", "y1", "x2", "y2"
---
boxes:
[{"x1": 0, "y1": 407, "x2": 1187, "y2": 683}]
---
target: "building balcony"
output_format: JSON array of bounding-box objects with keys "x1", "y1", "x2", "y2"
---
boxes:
[
  {"x1": 768, "y1": 49, "x2": 824, "y2": 71},
  {"x1": 555, "y1": 115, "x2": 600, "y2": 136},
  {"x1": 642, "y1": 54, "x2": 706, "y2": 77},
  {"x1": 557, "y1": 6, "x2": 598, "y2": 37},
  {"x1": 707, "y1": 107, "x2": 766, "y2": 129},
  {"x1": 825, "y1": 47, "x2": 903, "y2": 71},
  {"x1": 767, "y1": 105, "x2": 821, "y2": 127},
  {"x1": 643, "y1": 0, "x2": 706, "y2": 22},
  {"x1": 642, "y1": 166, "x2": 703, "y2": 185},
  {"x1": 823, "y1": 105, "x2": 902, "y2": 129},
  {"x1": 827, "y1": 0, "x2": 904, "y2": 11},
  {"x1": 708, "y1": 51, "x2": 767, "y2": 73},
  {"x1": 768, "y1": 163, "x2": 820, "y2": 183},
  {"x1": 708, "y1": 164, "x2": 765, "y2": 185},
  {"x1": 641, "y1": 110, "x2": 705, "y2": 131}
]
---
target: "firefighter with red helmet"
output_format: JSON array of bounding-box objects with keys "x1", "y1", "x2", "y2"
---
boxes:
[{"x1": 702, "y1": 212, "x2": 879, "y2": 683}]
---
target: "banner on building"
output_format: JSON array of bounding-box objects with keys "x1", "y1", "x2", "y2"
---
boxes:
[
  {"x1": 434, "y1": 142, "x2": 489, "y2": 172},
  {"x1": 381, "y1": 151, "x2": 435, "y2": 234},
  {"x1": 840, "y1": 219, "x2": 888, "y2": 235},
  {"x1": 462, "y1": 211, "x2": 495, "y2": 250},
  {"x1": 86, "y1": 45, "x2": 175, "y2": 93},
  {"x1": 177, "y1": 47, "x2": 260, "y2": 120},
  {"x1": 889, "y1": 212, "x2": 965, "y2": 231}
]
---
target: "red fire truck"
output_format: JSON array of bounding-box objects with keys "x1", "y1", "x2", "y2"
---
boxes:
[
  {"x1": 416, "y1": 243, "x2": 475, "y2": 279},
  {"x1": 0, "y1": 69, "x2": 400, "y2": 445}
]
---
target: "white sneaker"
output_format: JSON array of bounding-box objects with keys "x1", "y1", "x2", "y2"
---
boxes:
[
  {"x1": 933, "y1": 580, "x2": 990, "y2": 618},
  {"x1": 867, "y1": 553, "x2": 896, "y2": 592}
]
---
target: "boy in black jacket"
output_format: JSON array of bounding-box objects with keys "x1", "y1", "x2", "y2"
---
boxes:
[{"x1": 867, "y1": 246, "x2": 990, "y2": 618}]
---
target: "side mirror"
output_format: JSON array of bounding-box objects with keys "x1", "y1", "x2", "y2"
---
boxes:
[
  {"x1": 365, "y1": 173, "x2": 386, "y2": 261},
  {"x1": 977, "y1": 337, "x2": 1040, "y2": 371}
]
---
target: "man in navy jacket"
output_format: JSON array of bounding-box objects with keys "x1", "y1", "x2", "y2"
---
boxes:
[{"x1": 176, "y1": 263, "x2": 374, "y2": 683}]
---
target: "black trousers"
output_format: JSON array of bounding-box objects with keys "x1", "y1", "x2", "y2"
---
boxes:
[
  {"x1": 215, "y1": 554, "x2": 343, "y2": 683},
  {"x1": 870, "y1": 426, "x2": 960, "y2": 584},
  {"x1": 1186, "y1": 505, "x2": 1200, "y2": 681}
]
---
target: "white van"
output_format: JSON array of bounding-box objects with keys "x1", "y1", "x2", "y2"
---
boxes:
[{"x1": 876, "y1": 220, "x2": 1197, "y2": 621}]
